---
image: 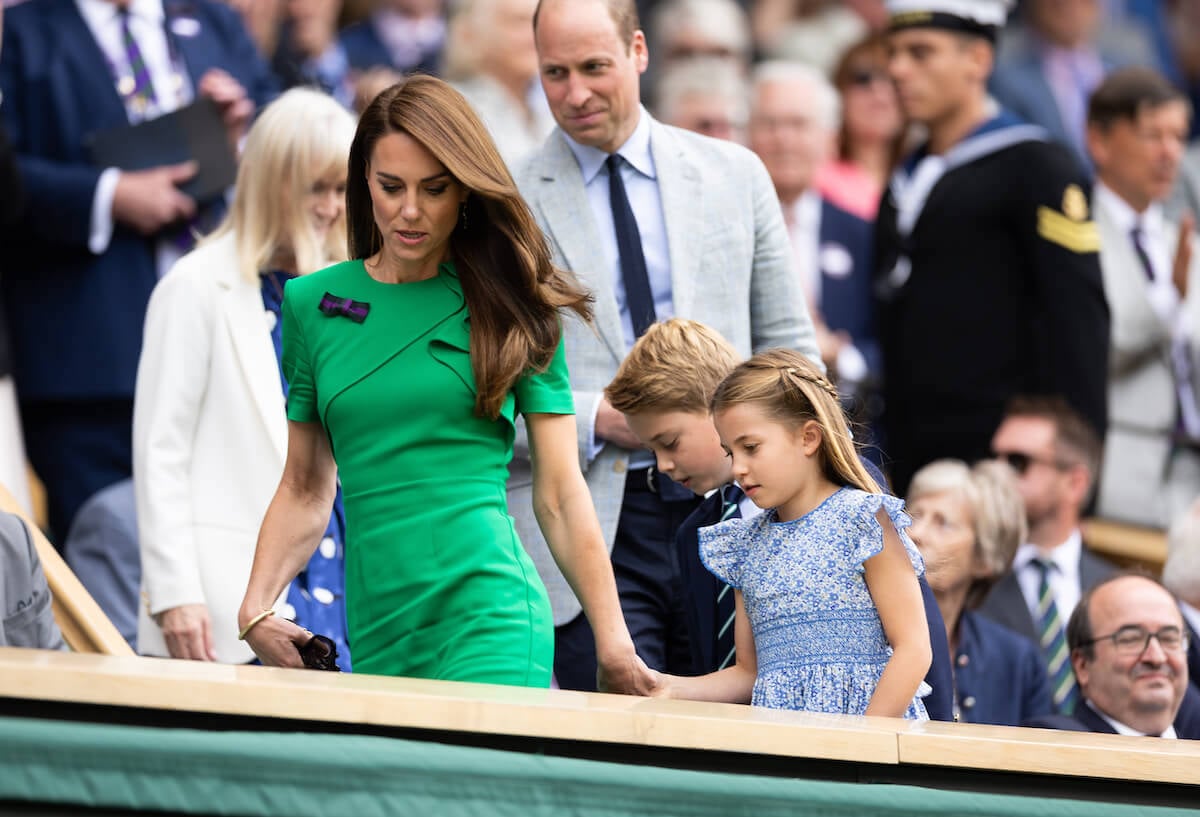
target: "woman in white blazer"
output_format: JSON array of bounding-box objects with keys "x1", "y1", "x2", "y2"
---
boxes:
[{"x1": 134, "y1": 88, "x2": 357, "y2": 665}]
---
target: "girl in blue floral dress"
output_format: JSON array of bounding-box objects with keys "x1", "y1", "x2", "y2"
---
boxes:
[{"x1": 652, "y1": 350, "x2": 932, "y2": 718}]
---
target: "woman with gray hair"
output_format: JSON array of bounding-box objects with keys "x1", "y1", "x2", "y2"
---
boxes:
[{"x1": 907, "y1": 459, "x2": 1052, "y2": 725}]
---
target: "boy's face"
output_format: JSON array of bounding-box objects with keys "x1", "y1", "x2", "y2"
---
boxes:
[{"x1": 626, "y1": 410, "x2": 731, "y2": 496}]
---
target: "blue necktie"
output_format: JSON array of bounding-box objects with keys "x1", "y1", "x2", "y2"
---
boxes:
[
  {"x1": 715, "y1": 484, "x2": 743, "y2": 670},
  {"x1": 606, "y1": 154, "x2": 655, "y2": 338}
]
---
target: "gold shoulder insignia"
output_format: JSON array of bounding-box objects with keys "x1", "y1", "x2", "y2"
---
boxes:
[
  {"x1": 1037, "y1": 205, "x2": 1100, "y2": 254},
  {"x1": 1062, "y1": 184, "x2": 1089, "y2": 222}
]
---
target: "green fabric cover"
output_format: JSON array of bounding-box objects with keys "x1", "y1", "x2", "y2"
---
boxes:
[{"x1": 0, "y1": 715, "x2": 1192, "y2": 817}]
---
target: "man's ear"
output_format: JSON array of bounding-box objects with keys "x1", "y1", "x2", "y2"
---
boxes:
[{"x1": 1071, "y1": 648, "x2": 1090, "y2": 691}]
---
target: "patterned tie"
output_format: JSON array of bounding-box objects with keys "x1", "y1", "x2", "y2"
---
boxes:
[
  {"x1": 714, "y1": 484, "x2": 743, "y2": 670},
  {"x1": 606, "y1": 154, "x2": 656, "y2": 338},
  {"x1": 1130, "y1": 223, "x2": 1155, "y2": 282},
  {"x1": 1032, "y1": 558, "x2": 1079, "y2": 714},
  {"x1": 118, "y1": 8, "x2": 158, "y2": 123}
]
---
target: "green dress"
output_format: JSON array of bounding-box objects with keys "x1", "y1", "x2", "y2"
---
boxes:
[{"x1": 281, "y1": 260, "x2": 562, "y2": 685}]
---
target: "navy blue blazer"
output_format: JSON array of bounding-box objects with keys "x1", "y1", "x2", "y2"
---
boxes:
[
  {"x1": 338, "y1": 18, "x2": 441, "y2": 76},
  {"x1": 1025, "y1": 683, "x2": 1200, "y2": 740},
  {"x1": 955, "y1": 610, "x2": 1052, "y2": 726},
  {"x1": 0, "y1": 0, "x2": 277, "y2": 401},
  {"x1": 674, "y1": 486, "x2": 956, "y2": 722},
  {"x1": 818, "y1": 198, "x2": 879, "y2": 377}
]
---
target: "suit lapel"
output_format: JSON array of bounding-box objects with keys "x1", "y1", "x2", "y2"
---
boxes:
[
  {"x1": 163, "y1": 0, "x2": 218, "y2": 86},
  {"x1": 54, "y1": 0, "x2": 130, "y2": 131},
  {"x1": 531, "y1": 134, "x2": 624, "y2": 363},
  {"x1": 650, "y1": 120, "x2": 700, "y2": 320}
]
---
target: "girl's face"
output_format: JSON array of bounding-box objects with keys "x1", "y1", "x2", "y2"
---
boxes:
[
  {"x1": 907, "y1": 489, "x2": 980, "y2": 598},
  {"x1": 714, "y1": 403, "x2": 822, "y2": 522}
]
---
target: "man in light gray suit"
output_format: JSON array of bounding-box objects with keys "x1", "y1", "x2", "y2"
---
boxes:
[
  {"x1": 1085, "y1": 67, "x2": 1200, "y2": 530},
  {"x1": 509, "y1": 0, "x2": 819, "y2": 689}
]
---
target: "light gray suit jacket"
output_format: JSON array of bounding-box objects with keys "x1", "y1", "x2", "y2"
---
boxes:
[
  {"x1": 509, "y1": 116, "x2": 820, "y2": 625},
  {"x1": 1093, "y1": 199, "x2": 1200, "y2": 527},
  {"x1": 0, "y1": 512, "x2": 64, "y2": 650}
]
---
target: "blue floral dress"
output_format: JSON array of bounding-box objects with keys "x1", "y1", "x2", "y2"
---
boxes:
[{"x1": 699, "y1": 487, "x2": 929, "y2": 718}]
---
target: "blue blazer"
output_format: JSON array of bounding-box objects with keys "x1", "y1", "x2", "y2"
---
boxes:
[
  {"x1": 674, "y1": 486, "x2": 956, "y2": 722},
  {"x1": 818, "y1": 198, "x2": 879, "y2": 377},
  {"x1": 1025, "y1": 683, "x2": 1200, "y2": 740},
  {"x1": 0, "y1": 0, "x2": 277, "y2": 401},
  {"x1": 338, "y1": 18, "x2": 441, "y2": 75},
  {"x1": 955, "y1": 610, "x2": 1052, "y2": 726}
]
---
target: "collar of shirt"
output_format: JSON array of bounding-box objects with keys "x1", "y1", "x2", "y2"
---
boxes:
[
  {"x1": 1013, "y1": 529, "x2": 1082, "y2": 575},
  {"x1": 78, "y1": 0, "x2": 165, "y2": 30},
  {"x1": 564, "y1": 106, "x2": 656, "y2": 185},
  {"x1": 1013, "y1": 529, "x2": 1083, "y2": 621},
  {"x1": 1086, "y1": 700, "x2": 1178, "y2": 738},
  {"x1": 1095, "y1": 181, "x2": 1165, "y2": 242}
]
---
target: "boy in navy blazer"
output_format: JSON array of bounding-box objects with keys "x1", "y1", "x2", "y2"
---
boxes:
[{"x1": 604, "y1": 318, "x2": 955, "y2": 720}]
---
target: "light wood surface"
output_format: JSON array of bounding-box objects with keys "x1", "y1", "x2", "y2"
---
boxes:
[
  {"x1": 0, "y1": 486, "x2": 134, "y2": 656},
  {"x1": 1082, "y1": 517, "x2": 1168, "y2": 573},
  {"x1": 0, "y1": 648, "x2": 899, "y2": 764},
  {"x1": 899, "y1": 719, "x2": 1200, "y2": 785}
]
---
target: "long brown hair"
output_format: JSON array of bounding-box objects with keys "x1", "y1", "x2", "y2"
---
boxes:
[
  {"x1": 831, "y1": 32, "x2": 907, "y2": 171},
  {"x1": 346, "y1": 75, "x2": 593, "y2": 418},
  {"x1": 710, "y1": 349, "x2": 880, "y2": 493}
]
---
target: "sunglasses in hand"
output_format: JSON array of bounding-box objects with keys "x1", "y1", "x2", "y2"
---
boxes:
[{"x1": 297, "y1": 633, "x2": 341, "y2": 671}]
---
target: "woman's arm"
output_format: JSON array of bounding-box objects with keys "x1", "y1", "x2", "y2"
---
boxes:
[
  {"x1": 238, "y1": 419, "x2": 337, "y2": 667},
  {"x1": 525, "y1": 412, "x2": 653, "y2": 694},
  {"x1": 654, "y1": 591, "x2": 756, "y2": 704},
  {"x1": 863, "y1": 508, "x2": 933, "y2": 718}
]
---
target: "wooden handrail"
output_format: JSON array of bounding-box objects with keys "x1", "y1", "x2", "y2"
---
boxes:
[
  {"x1": 1081, "y1": 517, "x2": 1168, "y2": 573},
  {"x1": 0, "y1": 485, "x2": 134, "y2": 656}
]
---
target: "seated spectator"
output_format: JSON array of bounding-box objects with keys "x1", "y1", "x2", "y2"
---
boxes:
[
  {"x1": 339, "y1": 0, "x2": 445, "y2": 77},
  {"x1": 134, "y1": 88, "x2": 356, "y2": 667},
  {"x1": 653, "y1": 58, "x2": 748, "y2": 144},
  {"x1": 1027, "y1": 574, "x2": 1198, "y2": 738},
  {"x1": 63, "y1": 479, "x2": 138, "y2": 650},
  {"x1": 648, "y1": 0, "x2": 752, "y2": 84},
  {"x1": 815, "y1": 32, "x2": 906, "y2": 221},
  {"x1": 1086, "y1": 67, "x2": 1200, "y2": 530},
  {"x1": 907, "y1": 459, "x2": 1052, "y2": 725},
  {"x1": 980, "y1": 397, "x2": 1117, "y2": 714},
  {"x1": 747, "y1": 61, "x2": 880, "y2": 422},
  {"x1": 444, "y1": 0, "x2": 552, "y2": 168},
  {"x1": 0, "y1": 511, "x2": 64, "y2": 650},
  {"x1": 273, "y1": 0, "x2": 356, "y2": 109},
  {"x1": 1163, "y1": 497, "x2": 1200, "y2": 693}
]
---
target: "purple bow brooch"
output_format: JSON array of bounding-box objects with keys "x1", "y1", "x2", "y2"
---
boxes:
[{"x1": 318, "y1": 292, "x2": 370, "y2": 324}]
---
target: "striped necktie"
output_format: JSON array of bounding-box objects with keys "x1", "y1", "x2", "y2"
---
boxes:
[
  {"x1": 714, "y1": 484, "x2": 743, "y2": 670},
  {"x1": 117, "y1": 8, "x2": 158, "y2": 122},
  {"x1": 1032, "y1": 558, "x2": 1079, "y2": 714}
]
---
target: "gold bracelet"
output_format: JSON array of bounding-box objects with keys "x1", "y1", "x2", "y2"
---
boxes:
[{"x1": 237, "y1": 609, "x2": 275, "y2": 641}]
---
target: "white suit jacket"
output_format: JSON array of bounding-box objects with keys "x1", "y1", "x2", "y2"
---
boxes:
[
  {"x1": 508, "y1": 117, "x2": 820, "y2": 624},
  {"x1": 1095, "y1": 198, "x2": 1200, "y2": 527},
  {"x1": 133, "y1": 232, "x2": 289, "y2": 662}
]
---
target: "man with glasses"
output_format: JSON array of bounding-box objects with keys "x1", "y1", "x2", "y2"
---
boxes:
[
  {"x1": 980, "y1": 396, "x2": 1116, "y2": 713},
  {"x1": 1026, "y1": 574, "x2": 1199, "y2": 738}
]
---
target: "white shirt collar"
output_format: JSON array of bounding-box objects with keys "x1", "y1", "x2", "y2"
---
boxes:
[
  {"x1": 564, "y1": 106, "x2": 656, "y2": 186},
  {"x1": 77, "y1": 0, "x2": 165, "y2": 29},
  {"x1": 1086, "y1": 700, "x2": 1178, "y2": 739},
  {"x1": 1094, "y1": 181, "x2": 1164, "y2": 237},
  {"x1": 1013, "y1": 528, "x2": 1082, "y2": 574}
]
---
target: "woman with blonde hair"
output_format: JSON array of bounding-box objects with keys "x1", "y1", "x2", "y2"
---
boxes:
[
  {"x1": 237, "y1": 75, "x2": 653, "y2": 691},
  {"x1": 907, "y1": 459, "x2": 1052, "y2": 724},
  {"x1": 134, "y1": 88, "x2": 356, "y2": 667}
]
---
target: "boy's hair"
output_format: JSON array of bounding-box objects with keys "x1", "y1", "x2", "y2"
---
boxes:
[
  {"x1": 710, "y1": 349, "x2": 880, "y2": 493},
  {"x1": 605, "y1": 319, "x2": 741, "y2": 415}
]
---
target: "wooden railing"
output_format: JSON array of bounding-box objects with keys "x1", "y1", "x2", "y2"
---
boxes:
[{"x1": 1081, "y1": 517, "x2": 1168, "y2": 573}]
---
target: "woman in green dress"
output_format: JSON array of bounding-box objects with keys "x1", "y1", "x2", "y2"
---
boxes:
[{"x1": 237, "y1": 75, "x2": 653, "y2": 692}]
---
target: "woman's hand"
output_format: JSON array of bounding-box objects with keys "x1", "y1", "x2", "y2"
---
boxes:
[
  {"x1": 239, "y1": 610, "x2": 310, "y2": 669},
  {"x1": 158, "y1": 604, "x2": 217, "y2": 661}
]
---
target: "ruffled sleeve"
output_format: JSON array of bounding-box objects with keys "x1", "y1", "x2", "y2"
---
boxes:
[
  {"x1": 697, "y1": 516, "x2": 757, "y2": 588},
  {"x1": 849, "y1": 492, "x2": 925, "y2": 577}
]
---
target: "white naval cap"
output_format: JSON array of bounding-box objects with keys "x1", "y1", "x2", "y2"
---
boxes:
[{"x1": 886, "y1": 0, "x2": 1014, "y2": 42}]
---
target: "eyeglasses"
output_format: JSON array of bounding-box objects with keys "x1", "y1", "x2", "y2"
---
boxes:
[
  {"x1": 991, "y1": 450, "x2": 1072, "y2": 476},
  {"x1": 1078, "y1": 625, "x2": 1189, "y2": 656}
]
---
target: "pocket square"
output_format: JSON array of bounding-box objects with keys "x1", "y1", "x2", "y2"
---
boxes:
[{"x1": 318, "y1": 292, "x2": 370, "y2": 323}]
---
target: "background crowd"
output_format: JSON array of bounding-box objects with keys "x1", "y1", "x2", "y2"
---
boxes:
[{"x1": 2, "y1": 0, "x2": 1200, "y2": 744}]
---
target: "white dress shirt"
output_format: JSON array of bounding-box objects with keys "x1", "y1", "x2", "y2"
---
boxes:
[
  {"x1": 77, "y1": 0, "x2": 192, "y2": 268},
  {"x1": 1087, "y1": 700, "x2": 1178, "y2": 739},
  {"x1": 1013, "y1": 529, "x2": 1084, "y2": 626},
  {"x1": 565, "y1": 108, "x2": 673, "y2": 468}
]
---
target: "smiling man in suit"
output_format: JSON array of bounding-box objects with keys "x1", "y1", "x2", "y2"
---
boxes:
[
  {"x1": 509, "y1": 0, "x2": 820, "y2": 690},
  {"x1": 1, "y1": 0, "x2": 277, "y2": 543}
]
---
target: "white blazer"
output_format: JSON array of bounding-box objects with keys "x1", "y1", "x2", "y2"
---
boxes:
[{"x1": 133, "y1": 231, "x2": 289, "y2": 663}]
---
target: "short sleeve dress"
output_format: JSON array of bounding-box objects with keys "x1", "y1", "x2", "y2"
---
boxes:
[
  {"x1": 700, "y1": 487, "x2": 930, "y2": 718},
  {"x1": 280, "y1": 260, "x2": 567, "y2": 685}
]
